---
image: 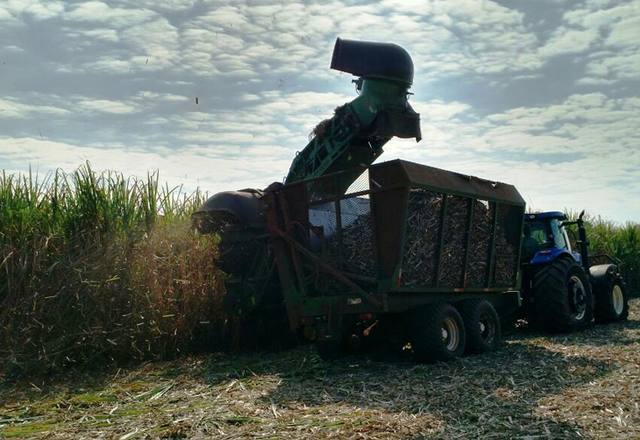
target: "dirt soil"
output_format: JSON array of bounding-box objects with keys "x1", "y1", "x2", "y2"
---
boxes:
[{"x1": 1, "y1": 299, "x2": 639, "y2": 439}]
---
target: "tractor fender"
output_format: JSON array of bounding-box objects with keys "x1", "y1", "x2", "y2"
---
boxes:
[
  {"x1": 590, "y1": 263, "x2": 629, "y2": 322},
  {"x1": 529, "y1": 248, "x2": 573, "y2": 266},
  {"x1": 589, "y1": 263, "x2": 621, "y2": 289}
]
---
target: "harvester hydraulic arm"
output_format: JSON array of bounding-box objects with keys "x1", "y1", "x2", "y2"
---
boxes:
[{"x1": 285, "y1": 38, "x2": 421, "y2": 193}]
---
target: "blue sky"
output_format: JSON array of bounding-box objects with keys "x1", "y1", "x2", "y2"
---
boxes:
[{"x1": 1, "y1": 0, "x2": 639, "y2": 222}]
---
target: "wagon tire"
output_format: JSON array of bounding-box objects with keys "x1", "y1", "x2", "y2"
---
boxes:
[
  {"x1": 409, "y1": 303, "x2": 466, "y2": 363},
  {"x1": 459, "y1": 300, "x2": 501, "y2": 354}
]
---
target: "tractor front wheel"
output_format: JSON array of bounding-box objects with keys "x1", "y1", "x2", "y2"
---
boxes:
[
  {"x1": 594, "y1": 279, "x2": 629, "y2": 323},
  {"x1": 532, "y1": 256, "x2": 593, "y2": 333}
]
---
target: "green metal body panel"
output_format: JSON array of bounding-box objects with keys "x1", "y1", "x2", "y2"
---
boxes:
[
  {"x1": 196, "y1": 38, "x2": 526, "y2": 346},
  {"x1": 267, "y1": 160, "x2": 526, "y2": 339},
  {"x1": 285, "y1": 78, "x2": 419, "y2": 193}
]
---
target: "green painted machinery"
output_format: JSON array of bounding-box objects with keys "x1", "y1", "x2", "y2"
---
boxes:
[
  {"x1": 286, "y1": 38, "x2": 421, "y2": 190},
  {"x1": 192, "y1": 38, "x2": 422, "y2": 347},
  {"x1": 286, "y1": 79, "x2": 409, "y2": 188},
  {"x1": 193, "y1": 39, "x2": 526, "y2": 361}
]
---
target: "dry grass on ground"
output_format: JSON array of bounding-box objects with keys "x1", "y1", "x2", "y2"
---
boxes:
[{"x1": 1, "y1": 299, "x2": 639, "y2": 440}]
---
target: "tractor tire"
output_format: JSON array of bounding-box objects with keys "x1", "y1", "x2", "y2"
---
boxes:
[
  {"x1": 532, "y1": 256, "x2": 593, "y2": 333},
  {"x1": 459, "y1": 300, "x2": 501, "y2": 354},
  {"x1": 594, "y1": 278, "x2": 629, "y2": 323},
  {"x1": 409, "y1": 303, "x2": 466, "y2": 363}
]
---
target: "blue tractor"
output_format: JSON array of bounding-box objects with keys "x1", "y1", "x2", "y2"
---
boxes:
[{"x1": 521, "y1": 210, "x2": 629, "y2": 332}]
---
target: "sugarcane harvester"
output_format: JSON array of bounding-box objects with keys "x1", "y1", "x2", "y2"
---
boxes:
[{"x1": 194, "y1": 38, "x2": 530, "y2": 362}]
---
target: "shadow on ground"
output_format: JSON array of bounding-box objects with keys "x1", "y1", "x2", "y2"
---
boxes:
[
  {"x1": 200, "y1": 322, "x2": 627, "y2": 438},
  {"x1": 1, "y1": 310, "x2": 637, "y2": 438},
  {"x1": 510, "y1": 317, "x2": 640, "y2": 347}
]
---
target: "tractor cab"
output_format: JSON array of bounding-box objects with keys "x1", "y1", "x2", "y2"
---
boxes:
[{"x1": 522, "y1": 211, "x2": 581, "y2": 266}]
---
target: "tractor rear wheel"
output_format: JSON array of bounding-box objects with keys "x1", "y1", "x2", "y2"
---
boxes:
[
  {"x1": 409, "y1": 303, "x2": 466, "y2": 363},
  {"x1": 532, "y1": 256, "x2": 593, "y2": 333},
  {"x1": 594, "y1": 279, "x2": 629, "y2": 323},
  {"x1": 459, "y1": 300, "x2": 501, "y2": 354}
]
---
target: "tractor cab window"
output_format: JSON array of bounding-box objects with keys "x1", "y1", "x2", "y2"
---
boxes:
[
  {"x1": 524, "y1": 221, "x2": 550, "y2": 246},
  {"x1": 522, "y1": 220, "x2": 550, "y2": 261},
  {"x1": 550, "y1": 219, "x2": 568, "y2": 250}
]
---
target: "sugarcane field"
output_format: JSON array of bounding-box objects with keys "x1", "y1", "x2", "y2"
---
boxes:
[{"x1": 2, "y1": 1, "x2": 640, "y2": 439}]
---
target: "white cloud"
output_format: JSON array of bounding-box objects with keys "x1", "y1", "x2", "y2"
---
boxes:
[
  {"x1": 564, "y1": 1, "x2": 636, "y2": 29},
  {"x1": 198, "y1": 6, "x2": 250, "y2": 28},
  {"x1": 3, "y1": 44, "x2": 24, "y2": 52},
  {"x1": 0, "y1": 7, "x2": 16, "y2": 22},
  {"x1": 561, "y1": 0, "x2": 640, "y2": 84},
  {"x1": 606, "y1": 15, "x2": 640, "y2": 47},
  {"x1": 413, "y1": 100, "x2": 471, "y2": 122},
  {"x1": 76, "y1": 99, "x2": 139, "y2": 114},
  {"x1": 81, "y1": 29, "x2": 119, "y2": 43},
  {"x1": 120, "y1": 18, "x2": 180, "y2": 71},
  {"x1": 538, "y1": 28, "x2": 599, "y2": 58},
  {"x1": 584, "y1": 50, "x2": 640, "y2": 81},
  {"x1": 0, "y1": 98, "x2": 70, "y2": 119},
  {"x1": 165, "y1": 0, "x2": 545, "y2": 81},
  {"x1": 81, "y1": 57, "x2": 131, "y2": 74},
  {"x1": 4, "y1": 86, "x2": 639, "y2": 220},
  {"x1": 65, "y1": 1, "x2": 154, "y2": 27},
  {"x1": 60, "y1": 4, "x2": 179, "y2": 73},
  {"x1": 134, "y1": 91, "x2": 189, "y2": 102},
  {"x1": 115, "y1": 0, "x2": 197, "y2": 12},
  {"x1": 1, "y1": 0, "x2": 64, "y2": 20}
]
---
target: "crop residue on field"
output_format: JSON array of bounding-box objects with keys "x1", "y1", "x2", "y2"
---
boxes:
[{"x1": 1, "y1": 300, "x2": 639, "y2": 439}]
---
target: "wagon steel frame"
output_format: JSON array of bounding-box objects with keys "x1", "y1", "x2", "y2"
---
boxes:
[{"x1": 265, "y1": 159, "x2": 526, "y2": 341}]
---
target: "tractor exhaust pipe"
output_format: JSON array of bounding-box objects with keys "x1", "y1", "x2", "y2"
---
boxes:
[
  {"x1": 576, "y1": 210, "x2": 591, "y2": 273},
  {"x1": 563, "y1": 210, "x2": 591, "y2": 274}
]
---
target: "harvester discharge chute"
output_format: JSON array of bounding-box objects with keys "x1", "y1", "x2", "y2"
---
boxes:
[{"x1": 286, "y1": 38, "x2": 421, "y2": 194}]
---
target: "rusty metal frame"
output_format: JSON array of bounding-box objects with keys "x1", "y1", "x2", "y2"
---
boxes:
[
  {"x1": 267, "y1": 159, "x2": 526, "y2": 329},
  {"x1": 486, "y1": 202, "x2": 499, "y2": 288},
  {"x1": 434, "y1": 194, "x2": 449, "y2": 288},
  {"x1": 461, "y1": 197, "x2": 475, "y2": 287}
]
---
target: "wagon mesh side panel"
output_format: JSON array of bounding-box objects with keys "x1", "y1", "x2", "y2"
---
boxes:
[
  {"x1": 307, "y1": 169, "x2": 370, "y2": 203},
  {"x1": 493, "y1": 203, "x2": 522, "y2": 287},
  {"x1": 345, "y1": 169, "x2": 369, "y2": 196},
  {"x1": 307, "y1": 177, "x2": 336, "y2": 203},
  {"x1": 439, "y1": 196, "x2": 469, "y2": 287},
  {"x1": 402, "y1": 189, "x2": 443, "y2": 287},
  {"x1": 338, "y1": 171, "x2": 375, "y2": 276},
  {"x1": 338, "y1": 196, "x2": 376, "y2": 277},
  {"x1": 309, "y1": 201, "x2": 340, "y2": 261},
  {"x1": 298, "y1": 162, "x2": 525, "y2": 294},
  {"x1": 466, "y1": 200, "x2": 493, "y2": 288},
  {"x1": 307, "y1": 170, "x2": 375, "y2": 291}
]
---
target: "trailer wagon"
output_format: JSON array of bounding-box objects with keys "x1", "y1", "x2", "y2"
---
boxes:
[{"x1": 264, "y1": 159, "x2": 526, "y2": 361}]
